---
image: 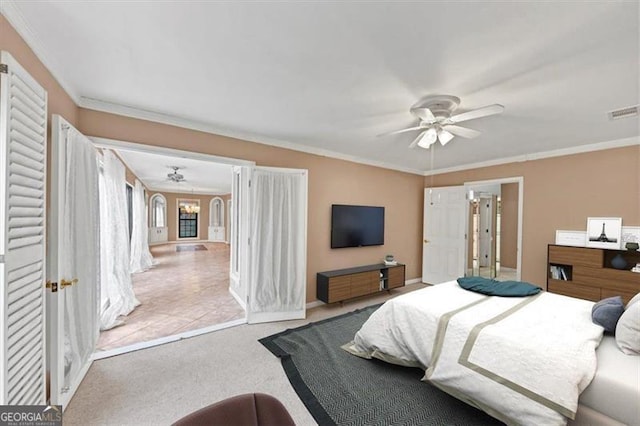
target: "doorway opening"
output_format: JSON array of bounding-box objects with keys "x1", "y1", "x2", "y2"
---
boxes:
[
  {"x1": 91, "y1": 138, "x2": 254, "y2": 358},
  {"x1": 464, "y1": 177, "x2": 523, "y2": 282}
]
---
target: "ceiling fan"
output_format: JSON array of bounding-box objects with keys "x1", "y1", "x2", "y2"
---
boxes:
[
  {"x1": 167, "y1": 166, "x2": 186, "y2": 183},
  {"x1": 380, "y1": 95, "x2": 504, "y2": 149}
]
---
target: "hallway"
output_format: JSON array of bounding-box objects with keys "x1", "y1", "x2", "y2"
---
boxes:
[{"x1": 97, "y1": 242, "x2": 245, "y2": 352}]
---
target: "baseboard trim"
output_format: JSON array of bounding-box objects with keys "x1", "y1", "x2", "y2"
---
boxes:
[
  {"x1": 229, "y1": 286, "x2": 247, "y2": 311},
  {"x1": 405, "y1": 278, "x2": 423, "y2": 285},
  {"x1": 306, "y1": 300, "x2": 325, "y2": 309},
  {"x1": 93, "y1": 317, "x2": 247, "y2": 360}
]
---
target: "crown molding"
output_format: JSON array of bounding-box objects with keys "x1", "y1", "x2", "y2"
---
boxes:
[
  {"x1": 81, "y1": 98, "x2": 640, "y2": 179},
  {"x1": 0, "y1": 1, "x2": 80, "y2": 103},
  {"x1": 91, "y1": 136, "x2": 256, "y2": 167},
  {"x1": 145, "y1": 186, "x2": 227, "y2": 196},
  {"x1": 79, "y1": 97, "x2": 426, "y2": 176},
  {"x1": 423, "y1": 136, "x2": 640, "y2": 176},
  {"x1": 94, "y1": 137, "x2": 234, "y2": 195},
  {"x1": 4, "y1": 3, "x2": 635, "y2": 178}
]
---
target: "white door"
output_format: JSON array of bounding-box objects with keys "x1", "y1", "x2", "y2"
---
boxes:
[
  {"x1": 229, "y1": 166, "x2": 249, "y2": 310},
  {"x1": 247, "y1": 167, "x2": 307, "y2": 324},
  {"x1": 422, "y1": 186, "x2": 466, "y2": 284},
  {"x1": 47, "y1": 115, "x2": 100, "y2": 408},
  {"x1": 0, "y1": 51, "x2": 48, "y2": 404}
]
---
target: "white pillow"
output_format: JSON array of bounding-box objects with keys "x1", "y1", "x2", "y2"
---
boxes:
[{"x1": 616, "y1": 300, "x2": 640, "y2": 355}]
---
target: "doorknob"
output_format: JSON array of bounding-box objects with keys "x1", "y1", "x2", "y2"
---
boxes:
[
  {"x1": 60, "y1": 278, "x2": 78, "y2": 289},
  {"x1": 424, "y1": 239, "x2": 429, "y2": 244}
]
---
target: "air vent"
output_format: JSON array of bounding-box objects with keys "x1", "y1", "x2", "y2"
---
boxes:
[{"x1": 608, "y1": 105, "x2": 639, "y2": 120}]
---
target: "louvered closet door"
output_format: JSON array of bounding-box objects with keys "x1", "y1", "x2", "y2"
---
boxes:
[{"x1": 0, "y1": 51, "x2": 48, "y2": 405}]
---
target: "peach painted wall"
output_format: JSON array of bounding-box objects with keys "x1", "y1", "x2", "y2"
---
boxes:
[
  {"x1": 2, "y1": 14, "x2": 424, "y2": 303},
  {"x1": 426, "y1": 145, "x2": 640, "y2": 288},
  {"x1": 78, "y1": 109, "x2": 425, "y2": 302},
  {"x1": 500, "y1": 182, "x2": 518, "y2": 269},
  {"x1": 11, "y1": 12, "x2": 636, "y2": 303}
]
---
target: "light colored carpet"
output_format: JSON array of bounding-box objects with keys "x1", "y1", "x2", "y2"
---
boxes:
[{"x1": 63, "y1": 283, "x2": 426, "y2": 425}]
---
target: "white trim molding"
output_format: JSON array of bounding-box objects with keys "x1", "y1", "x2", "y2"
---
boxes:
[
  {"x1": 306, "y1": 300, "x2": 325, "y2": 310},
  {"x1": 0, "y1": 1, "x2": 80, "y2": 103},
  {"x1": 91, "y1": 136, "x2": 255, "y2": 195},
  {"x1": 3, "y1": 2, "x2": 636, "y2": 179},
  {"x1": 424, "y1": 136, "x2": 640, "y2": 176},
  {"x1": 92, "y1": 318, "x2": 247, "y2": 360},
  {"x1": 86, "y1": 101, "x2": 640, "y2": 178},
  {"x1": 91, "y1": 136, "x2": 255, "y2": 167},
  {"x1": 83, "y1": 98, "x2": 426, "y2": 176}
]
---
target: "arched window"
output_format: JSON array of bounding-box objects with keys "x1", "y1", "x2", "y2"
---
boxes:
[
  {"x1": 149, "y1": 194, "x2": 167, "y2": 228},
  {"x1": 209, "y1": 197, "x2": 224, "y2": 227}
]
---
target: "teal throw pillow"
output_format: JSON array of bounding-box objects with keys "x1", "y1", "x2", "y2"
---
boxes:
[{"x1": 457, "y1": 276, "x2": 542, "y2": 297}]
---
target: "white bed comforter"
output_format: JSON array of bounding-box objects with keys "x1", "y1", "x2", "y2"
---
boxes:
[{"x1": 344, "y1": 281, "x2": 604, "y2": 426}]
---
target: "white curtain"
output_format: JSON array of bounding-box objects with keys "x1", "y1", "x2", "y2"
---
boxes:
[
  {"x1": 61, "y1": 128, "x2": 100, "y2": 382},
  {"x1": 129, "y1": 179, "x2": 154, "y2": 273},
  {"x1": 249, "y1": 169, "x2": 306, "y2": 315},
  {"x1": 99, "y1": 150, "x2": 140, "y2": 330}
]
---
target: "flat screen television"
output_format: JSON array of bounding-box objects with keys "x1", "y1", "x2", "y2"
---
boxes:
[{"x1": 331, "y1": 204, "x2": 384, "y2": 248}]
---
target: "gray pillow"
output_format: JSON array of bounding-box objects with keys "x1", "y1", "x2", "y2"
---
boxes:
[
  {"x1": 616, "y1": 300, "x2": 640, "y2": 355},
  {"x1": 591, "y1": 296, "x2": 624, "y2": 333}
]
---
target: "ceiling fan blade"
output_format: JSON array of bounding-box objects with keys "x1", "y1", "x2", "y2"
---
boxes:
[
  {"x1": 442, "y1": 125, "x2": 481, "y2": 139},
  {"x1": 449, "y1": 104, "x2": 504, "y2": 123},
  {"x1": 408, "y1": 131, "x2": 427, "y2": 149},
  {"x1": 410, "y1": 107, "x2": 436, "y2": 123},
  {"x1": 377, "y1": 125, "x2": 423, "y2": 137}
]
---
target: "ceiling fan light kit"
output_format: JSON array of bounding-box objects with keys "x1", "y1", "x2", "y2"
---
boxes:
[
  {"x1": 417, "y1": 127, "x2": 438, "y2": 149},
  {"x1": 437, "y1": 129, "x2": 455, "y2": 145},
  {"x1": 383, "y1": 94, "x2": 505, "y2": 150}
]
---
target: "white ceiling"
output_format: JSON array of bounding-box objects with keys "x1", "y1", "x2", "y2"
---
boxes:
[
  {"x1": 116, "y1": 149, "x2": 232, "y2": 195},
  {"x1": 4, "y1": 1, "x2": 639, "y2": 174}
]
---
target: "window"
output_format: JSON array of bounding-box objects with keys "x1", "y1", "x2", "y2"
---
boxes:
[
  {"x1": 126, "y1": 183, "x2": 133, "y2": 241},
  {"x1": 150, "y1": 194, "x2": 167, "y2": 228},
  {"x1": 179, "y1": 212, "x2": 198, "y2": 238},
  {"x1": 209, "y1": 197, "x2": 224, "y2": 227},
  {"x1": 178, "y1": 199, "x2": 200, "y2": 239}
]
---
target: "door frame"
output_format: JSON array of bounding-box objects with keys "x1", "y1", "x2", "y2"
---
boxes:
[
  {"x1": 463, "y1": 176, "x2": 524, "y2": 281},
  {"x1": 89, "y1": 138, "x2": 255, "y2": 358}
]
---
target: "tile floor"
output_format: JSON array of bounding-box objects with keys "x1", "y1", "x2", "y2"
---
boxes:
[{"x1": 96, "y1": 242, "x2": 245, "y2": 352}]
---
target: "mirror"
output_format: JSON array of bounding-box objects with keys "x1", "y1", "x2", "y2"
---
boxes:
[{"x1": 465, "y1": 179, "x2": 521, "y2": 281}]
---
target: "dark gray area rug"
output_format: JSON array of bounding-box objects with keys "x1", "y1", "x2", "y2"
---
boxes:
[
  {"x1": 260, "y1": 304, "x2": 503, "y2": 426},
  {"x1": 176, "y1": 244, "x2": 207, "y2": 252}
]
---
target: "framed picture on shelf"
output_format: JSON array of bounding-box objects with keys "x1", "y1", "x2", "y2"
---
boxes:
[
  {"x1": 621, "y1": 226, "x2": 640, "y2": 249},
  {"x1": 555, "y1": 230, "x2": 587, "y2": 247},
  {"x1": 586, "y1": 217, "x2": 622, "y2": 249}
]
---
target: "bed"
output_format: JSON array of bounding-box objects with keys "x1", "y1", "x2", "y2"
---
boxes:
[{"x1": 343, "y1": 281, "x2": 640, "y2": 426}]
